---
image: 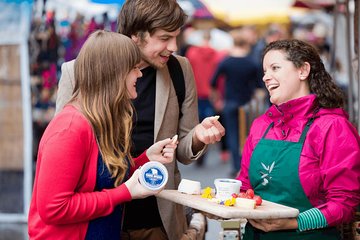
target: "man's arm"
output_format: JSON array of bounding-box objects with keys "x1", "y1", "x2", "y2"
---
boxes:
[
  {"x1": 55, "y1": 60, "x2": 76, "y2": 115},
  {"x1": 175, "y1": 56, "x2": 225, "y2": 163}
]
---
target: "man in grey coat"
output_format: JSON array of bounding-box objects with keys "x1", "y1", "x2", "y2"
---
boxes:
[{"x1": 55, "y1": 0, "x2": 225, "y2": 239}]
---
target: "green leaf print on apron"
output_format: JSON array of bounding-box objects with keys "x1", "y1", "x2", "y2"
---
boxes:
[{"x1": 243, "y1": 118, "x2": 340, "y2": 240}]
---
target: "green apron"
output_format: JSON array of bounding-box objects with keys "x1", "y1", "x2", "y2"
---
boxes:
[{"x1": 243, "y1": 118, "x2": 340, "y2": 240}]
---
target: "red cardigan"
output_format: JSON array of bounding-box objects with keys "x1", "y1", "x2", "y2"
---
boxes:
[{"x1": 28, "y1": 105, "x2": 149, "y2": 239}]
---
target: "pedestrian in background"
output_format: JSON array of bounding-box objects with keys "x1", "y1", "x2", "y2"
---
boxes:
[
  {"x1": 238, "y1": 39, "x2": 360, "y2": 239},
  {"x1": 211, "y1": 28, "x2": 260, "y2": 177},
  {"x1": 55, "y1": 0, "x2": 225, "y2": 239},
  {"x1": 185, "y1": 29, "x2": 227, "y2": 166},
  {"x1": 28, "y1": 30, "x2": 178, "y2": 240}
]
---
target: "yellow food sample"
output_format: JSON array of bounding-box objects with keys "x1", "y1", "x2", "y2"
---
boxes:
[{"x1": 201, "y1": 187, "x2": 213, "y2": 199}]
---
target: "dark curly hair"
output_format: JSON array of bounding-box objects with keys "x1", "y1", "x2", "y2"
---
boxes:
[{"x1": 263, "y1": 39, "x2": 345, "y2": 109}]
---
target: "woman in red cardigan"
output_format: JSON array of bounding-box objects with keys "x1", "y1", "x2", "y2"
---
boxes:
[{"x1": 28, "y1": 30, "x2": 177, "y2": 240}]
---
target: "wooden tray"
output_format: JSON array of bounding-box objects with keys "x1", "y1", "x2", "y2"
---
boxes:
[{"x1": 156, "y1": 190, "x2": 299, "y2": 219}]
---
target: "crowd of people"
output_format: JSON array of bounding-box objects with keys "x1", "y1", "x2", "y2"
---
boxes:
[{"x1": 27, "y1": 0, "x2": 359, "y2": 239}]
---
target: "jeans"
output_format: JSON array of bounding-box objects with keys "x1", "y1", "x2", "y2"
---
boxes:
[
  {"x1": 223, "y1": 102, "x2": 241, "y2": 172},
  {"x1": 198, "y1": 98, "x2": 215, "y2": 122}
]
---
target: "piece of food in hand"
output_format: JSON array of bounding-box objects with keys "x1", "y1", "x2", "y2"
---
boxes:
[
  {"x1": 253, "y1": 195, "x2": 262, "y2": 206},
  {"x1": 171, "y1": 134, "x2": 178, "y2": 144},
  {"x1": 235, "y1": 197, "x2": 256, "y2": 209},
  {"x1": 213, "y1": 115, "x2": 220, "y2": 120},
  {"x1": 178, "y1": 179, "x2": 201, "y2": 195}
]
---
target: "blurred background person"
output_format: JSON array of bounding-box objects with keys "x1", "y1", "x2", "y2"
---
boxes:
[
  {"x1": 185, "y1": 29, "x2": 227, "y2": 166},
  {"x1": 210, "y1": 28, "x2": 261, "y2": 177}
]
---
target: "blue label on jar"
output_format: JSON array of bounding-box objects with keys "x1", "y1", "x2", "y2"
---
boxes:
[{"x1": 144, "y1": 167, "x2": 164, "y2": 187}]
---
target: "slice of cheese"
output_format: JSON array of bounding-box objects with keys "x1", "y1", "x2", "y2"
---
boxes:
[
  {"x1": 178, "y1": 179, "x2": 201, "y2": 195},
  {"x1": 235, "y1": 198, "x2": 256, "y2": 209}
]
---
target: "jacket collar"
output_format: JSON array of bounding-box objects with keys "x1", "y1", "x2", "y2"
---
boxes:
[
  {"x1": 266, "y1": 95, "x2": 318, "y2": 121},
  {"x1": 265, "y1": 95, "x2": 318, "y2": 139}
]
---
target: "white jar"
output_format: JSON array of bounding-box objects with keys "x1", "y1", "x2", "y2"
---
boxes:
[
  {"x1": 139, "y1": 162, "x2": 168, "y2": 191},
  {"x1": 214, "y1": 178, "x2": 242, "y2": 200}
]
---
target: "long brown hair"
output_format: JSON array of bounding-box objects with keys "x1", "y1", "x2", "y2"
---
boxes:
[
  {"x1": 263, "y1": 39, "x2": 345, "y2": 108},
  {"x1": 71, "y1": 30, "x2": 141, "y2": 186}
]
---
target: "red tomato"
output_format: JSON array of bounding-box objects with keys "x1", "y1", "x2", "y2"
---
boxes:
[
  {"x1": 253, "y1": 195, "x2": 262, "y2": 206},
  {"x1": 238, "y1": 192, "x2": 247, "y2": 198},
  {"x1": 246, "y1": 189, "x2": 255, "y2": 198}
]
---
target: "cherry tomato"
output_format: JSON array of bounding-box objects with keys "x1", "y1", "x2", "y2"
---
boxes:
[
  {"x1": 246, "y1": 189, "x2": 255, "y2": 198},
  {"x1": 238, "y1": 192, "x2": 247, "y2": 198},
  {"x1": 253, "y1": 195, "x2": 262, "y2": 206}
]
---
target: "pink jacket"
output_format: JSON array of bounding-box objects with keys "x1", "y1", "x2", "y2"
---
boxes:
[
  {"x1": 28, "y1": 105, "x2": 149, "y2": 239},
  {"x1": 237, "y1": 94, "x2": 360, "y2": 226}
]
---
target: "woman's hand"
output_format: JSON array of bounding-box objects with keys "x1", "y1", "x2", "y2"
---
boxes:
[
  {"x1": 146, "y1": 136, "x2": 178, "y2": 164},
  {"x1": 248, "y1": 218, "x2": 298, "y2": 232},
  {"x1": 124, "y1": 169, "x2": 162, "y2": 199}
]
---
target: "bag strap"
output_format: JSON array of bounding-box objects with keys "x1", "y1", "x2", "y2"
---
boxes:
[{"x1": 167, "y1": 55, "x2": 185, "y2": 119}]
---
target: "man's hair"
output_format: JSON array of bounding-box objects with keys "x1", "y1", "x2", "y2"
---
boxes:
[
  {"x1": 72, "y1": 30, "x2": 141, "y2": 186},
  {"x1": 117, "y1": 0, "x2": 187, "y2": 37}
]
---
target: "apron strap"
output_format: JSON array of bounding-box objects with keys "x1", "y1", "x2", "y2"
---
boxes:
[
  {"x1": 262, "y1": 117, "x2": 316, "y2": 142},
  {"x1": 298, "y1": 117, "x2": 315, "y2": 143},
  {"x1": 261, "y1": 122, "x2": 274, "y2": 139}
]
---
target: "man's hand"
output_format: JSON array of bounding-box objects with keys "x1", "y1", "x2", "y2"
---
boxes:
[
  {"x1": 146, "y1": 136, "x2": 178, "y2": 164},
  {"x1": 248, "y1": 218, "x2": 298, "y2": 232},
  {"x1": 192, "y1": 116, "x2": 225, "y2": 153}
]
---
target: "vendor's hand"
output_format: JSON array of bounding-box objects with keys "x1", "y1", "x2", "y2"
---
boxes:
[
  {"x1": 248, "y1": 218, "x2": 298, "y2": 232},
  {"x1": 146, "y1": 136, "x2": 178, "y2": 164},
  {"x1": 124, "y1": 169, "x2": 162, "y2": 199},
  {"x1": 193, "y1": 116, "x2": 225, "y2": 145}
]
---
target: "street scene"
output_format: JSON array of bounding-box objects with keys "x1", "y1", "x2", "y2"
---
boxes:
[{"x1": 0, "y1": 0, "x2": 360, "y2": 239}]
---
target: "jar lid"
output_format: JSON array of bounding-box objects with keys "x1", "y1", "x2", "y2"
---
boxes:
[{"x1": 139, "y1": 162, "x2": 168, "y2": 191}]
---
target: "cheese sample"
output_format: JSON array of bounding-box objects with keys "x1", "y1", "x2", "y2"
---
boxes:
[
  {"x1": 235, "y1": 198, "x2": 256, "y2": 209},
  {"x1": 178, "y1": 179, "x2": 201, "y2": 195}
]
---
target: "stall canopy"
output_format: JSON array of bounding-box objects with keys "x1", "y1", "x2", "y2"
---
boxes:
[
  {"x1": 200, "y1": 0, "x2": 296, "y2": 26},
  {"x1": 90, "y1": 0, "x2": 125, "y2": 5}
]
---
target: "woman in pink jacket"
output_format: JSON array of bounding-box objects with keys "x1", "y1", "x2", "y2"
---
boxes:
[
  {"x1": 237, "y1": 39, "x2": 360, "y2": 239},
  {"x1": 28, "y1": 30, "x2": 177, "y2": 239}
]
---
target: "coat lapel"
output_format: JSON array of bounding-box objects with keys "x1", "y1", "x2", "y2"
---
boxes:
[{"x1": 154, "y1": 67, "x2": 171, "y2": 140}]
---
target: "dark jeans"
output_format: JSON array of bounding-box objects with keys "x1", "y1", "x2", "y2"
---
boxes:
[
  {"x1": 223, "y1": 102, "x2": 241, "y2": 172},
  {"x1": 198, "y1": 98, "x2": 215, "y2": 122}
]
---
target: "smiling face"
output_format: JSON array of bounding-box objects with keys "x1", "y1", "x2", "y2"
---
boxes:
[
  {"x1": 132, "y1": 28, "x2": 180, "y2": 69},
  {"x1": 126, "y1": 65, "x2": 142, "y2": 99},
  {"x1": 262, "y1": 50, "x2": 310, "y2": 105}
]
